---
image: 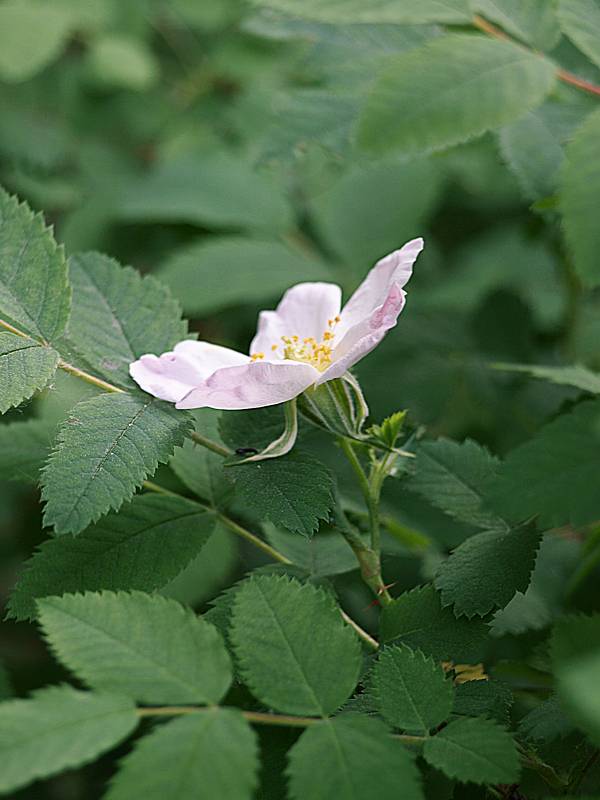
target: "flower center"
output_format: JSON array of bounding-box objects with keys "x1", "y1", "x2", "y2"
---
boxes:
[{"x1": 251, "y1": 316, "x2": 341, "y2": 372}]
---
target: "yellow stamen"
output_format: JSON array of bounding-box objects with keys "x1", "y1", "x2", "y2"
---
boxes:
[{"x1": 250, "y1": 352, "x2": 265, "y2": 361}]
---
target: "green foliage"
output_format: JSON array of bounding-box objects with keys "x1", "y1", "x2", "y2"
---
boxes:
[
  {"x1": 0, "y1": 419, "x2": 52, "y2": 483},
  {"x1": 423, "y1": 717, "x2": 520, "y2": 784},
  {"x1": 488, "y1": 399, "x2": 600, "y2": 528},
  {"x1": 380, "y1": 585, "x2": 489, "y2": 662},
  {"x1": 561, "y1": 108, "x2": 600, "y2": 286},
  {"x1": 519, "y1": 694, "x2": 574, "y2": 743},
  {"x1": 407, "y1": 438, "x2": 505, "y2": 530},
  {"x1": 42, "y1": 393, "x2": 191, "y2": 535},
  {"x1": 251, "y1": 0, "x2": 472, "y2": 24},
  {"x1": 65, "y1": 252, "x2": 188, "y2": 389},
  {"x1": 435, "y1": 522, "x2": 541, "y2": 617},
  {"x1": 453, "y1": 680, "x2": 513, "y2": 725},
  {"x1": 551, "y1": 614, "x2": 600, "y2": 744},
  {"x1": 8, "y1": 494, "x2": 217, "y2": 620},
  {"x1": 105, "y1": 710, "x2": 259, "y2": 800},
  {"x1": 476, "y1": 0, "x2": 561, "y2": 50},
  {"x1": 557, "y1": 0, "x2": 600, "y2": 69},
  {"x1": 158, "y1": 237, "x2": 332, "y2": 316},
  {"x1": 0, "y1": 686, "x2": 137, "y2": 795},
  {"x1": 230, "y1": 575, "x2": 361, "y2": 715},
  {"x1": 0, "y1": 188, "x2": 70, "y2": 342},
  {"x1": 264, "y1": 522, "x2": 358, "y2": 576},
  {"x1": 87, "y1": 35, "x2": 159, "y2": 91},
  {"x1": 287, "y1": 715, "x2": 424, "y2": 800},
  {"x1": 372, "y1": 644, "x2": 454, "y2": 733},
  {"x1": 494, "y1": 362, "x2": 600, "y2": 394},
  {"x1": 0, "y1": 333, "x2": 58, "y2": 413},
  {"x1": 358, "y1": 36, "x2": 555, "y2": 154},
  {"x1": 38, "y1": 591, "x2": 232, "y2": 704},
  {"x1": 230, "y1": 451, "x2": 334, "y2": 537}
]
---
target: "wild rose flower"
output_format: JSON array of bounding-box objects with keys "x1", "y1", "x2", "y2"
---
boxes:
[{"x1": 130, "y1": 238, "x2": 423, "y2": 411}]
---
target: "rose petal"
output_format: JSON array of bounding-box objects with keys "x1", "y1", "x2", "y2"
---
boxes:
[
  {"x1": 250, "y1": 282, "x2": 342, "y2": 356},
  {"x1": 176, "y1": 359, "x2": 319, "y2": 410},
  {"x1": 129, "y1": 340, "x2": 249, "y2": 403}
]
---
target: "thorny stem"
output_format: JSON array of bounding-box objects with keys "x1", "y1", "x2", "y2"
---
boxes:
[{"x1": 472, "y1": 13, "x2": 600, "y2": 98}]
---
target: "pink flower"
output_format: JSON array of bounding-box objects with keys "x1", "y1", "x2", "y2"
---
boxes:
[{"x1": 130, "y1": 238, "x2": 423, "y2": 410}]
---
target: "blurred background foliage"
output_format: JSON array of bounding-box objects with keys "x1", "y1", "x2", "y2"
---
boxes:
[{"x1": 2, "y1": 1, "x2": 600, "y2": 796}]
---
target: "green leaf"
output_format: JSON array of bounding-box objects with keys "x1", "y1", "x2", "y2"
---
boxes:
[
  {"x1": 380, "y1": 584, "x2": 489, "y2": 662},
  {"x1": 8, "y1": 494, "x2": 217, "y2": 621},
  {"x1": 171, "y1": 426, "x2": 231, "y2": 509},
  {"x1": 38, "y1": 590, "x2": 232, "y2": 704},
  {"x1": 557, "y1": 0, "x2": 600, "y2": 69},
  {"x1": 0, "y1": 187, "x2": 70, "y2": 341},
  {"x1": 493, "y1": 362, "x2": 600, "y2": 394},
  {"x1": 87, "y1": 35, "x2": 159, "y2": 91},
  {"x1": 250, "y1": 0, "x2": 473, "y2": 24},
  {"x1": 118, "y1": 154, "x2": 292, "y2": 233},
  {"x1": 454, "y1": 680, "x2": 513, "y2": 725},
  {"x1": 230, "y1": 451, "x2": 334, "y2": 537},
  {"x1": 158, "y1": 237, "x2": 332, "y2": 316},
  {"x1": 0, "y1": 686, "x2": 137, "y2": 795},
  {"x1": 0, "y1": 419, "x2": 52, "y2": 483},
  {"x1": 476, "y1": 0, "x2": 561, "y2": 50},
  {"x1": 519, "y1": 694, "x2": 574, "y2": 743},
  {"x1": 358, "y1": 35, "x2": 555, "y2": 155},
  {"x1": 42, "y1": 393, "x2": 191, "y2": 535},
  {"x1": 0, "y1": 333, "x2": 58, "y2": 413},
  {"x1": 264, "y1": 522, "x2": 358, "y2": 577},
  {"x1": 64, "y1": 252, "x2": 188, "y2": 389},
  {"x1": 561, "y1": 108, "x2": 600, "y2": 286},
  {"x1": 407, "y1": 438, "x2": 506, "y2": 530},
  {"x1": 105, "y1": 709, "x2": 258, "y2": 800},
  {"x1": 287, "y1": 715, "x2": 424, "y2": 800},
  {"x1": 311, "y1": 158, "x2": 440, "y2": 268},
  {"x1": 230, "y1": 574, "x2": 361, "y2": 715},
  {"x1": 423, "y1": 717, "x2": 520, "y2": 784},
  {"x1": 551, "y1": 614, "x2": 600, "y2": 744},
  {"x1": 372, "y1": 644, "x2": 454, "y2": 733},
  {"x1": 220, "y1": 405, "x2": 287, "y2": 452},
  {"x1": 435, "y1": 522, "x2": 541, "y2": 618},
  {"x1": 0, "y1": 2, "x2": 74, "y2": 82},
  {"x1": 487, "y1": 399, "x2": 600, "y2": 528}
]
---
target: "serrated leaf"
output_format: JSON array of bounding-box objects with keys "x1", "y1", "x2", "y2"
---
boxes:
[
  {"x1": 250, "y1": 0, "x2": 472, "y2": 24},
  {"x1": 264, "y1": 522, "x2": 357, "y2": 577},
  {"x1": 0, "y1": 685, "x2": 137, "y2": 795},
  {"x1": 230, "y1": 451, "x2": 334, "y2": 537},
  {"x1": 407, "y1": 438, "x2": 506, "y2": 530},
  {"x1": 158, "y1": 237, "x2": 332, "y2": 316},
  {"x1": 476, "y1": 0, "x2": 561, "y2": 50},
  {"x1": 0, "y1": 333, "x2": 58, "y2": 413},
  {"x1": 219, "y1": 404, "x2": 287, "y2": 452},
  {"x1": 8, "y1": 494, "x2": 216, "y2": 621},
  {"x1": 487, "y1": 399, "x2": 600, "y2": 528},
  {"x1": 105, "y1": 709, "x2": 258, "y2": 800},
  {"x1": 454, "y1": 680, "x2": 513, "y2": 725},
  {"x1": 0, "y1": 187, "x2": 70, "y2": 341},
  {"x1": 561, "y1": 108, "x2": 600, "y2": 286},
  {"x1": 38, "y1": 590, "x2": 232, "y2": 704},
  {"x1": 557, "y1": 0, "x2": 600, "y2": 69},
  {"x1": 519, "y1": 694, "x2": 575, "y2": 743},
  {"x1": 287, "y1": 715, "x2": 424, "y2": 800},
  {"x1": 0, "y1": 419, "x2": 53, "y2": 483},
  {"x1": 380, "y1": 585, "x2": 489, "y2": 662},
  {"x1": 551, "y1": 614, "x2": 600, "y2": 744},
  {"x1": 42, "y1": 393, "x2": 191, "y2": 535},
  {"x1": 494, "y1": 362, "x2": 600, "y2": 394},
  {"x1": 170, "y1": 409, "x2": 231, "y2": 507},
  {"x1": 358, "y1": 35, "x2": 555, "y2": 155},
  {"x1": 423, "y1": 717, "x2": 520, "y2": 784},
  {"x1": 230, "y1": 574, "x2": 361, "y2": 715},
  {"x1": 0, "y1": 2, "x2": 74, "y2": 82},
  {"x1": 372, "y1": 644, "x2": 454, "y2": 733},
  {"x1": 435, "y1": 523, "x2": 541, "y2": 618},
  {"x1": 117, "y1": 154, "x2": 292, "y2": 233},
  {"x1": 63, "y1": 252, "x2": 188, "y2": 389}
]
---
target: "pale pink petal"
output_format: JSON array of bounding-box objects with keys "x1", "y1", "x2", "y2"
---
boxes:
[
  {"x1": 317, "y1": 283, "x2": 405, "y2": 383},
  {"x1": 250, "y1": 282, "x2": 342, "y2": 355},
  {"x1": 176, "y1": 360, "x2": 319, "y2": 410},
  {"x1": 338, "y1": 238, "x2": 423, "y2": 335},
  {"x1": 129, "y1": 340, "x2": 249, "y2": 403}
]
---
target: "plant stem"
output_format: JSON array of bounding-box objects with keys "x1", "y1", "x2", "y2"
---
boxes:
[
  {"x1": 472, "y1": 13, "x2": 600, "y2": 97},
  {"x1": 216, "y1": 512, "x2": 293, "y2": 565},
  {"x1": 189, "y1": 430, "x2": 233, "y2": 457},
  {"x1": 58, "y1": 359, "x2": 126, "y2": 394}
]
